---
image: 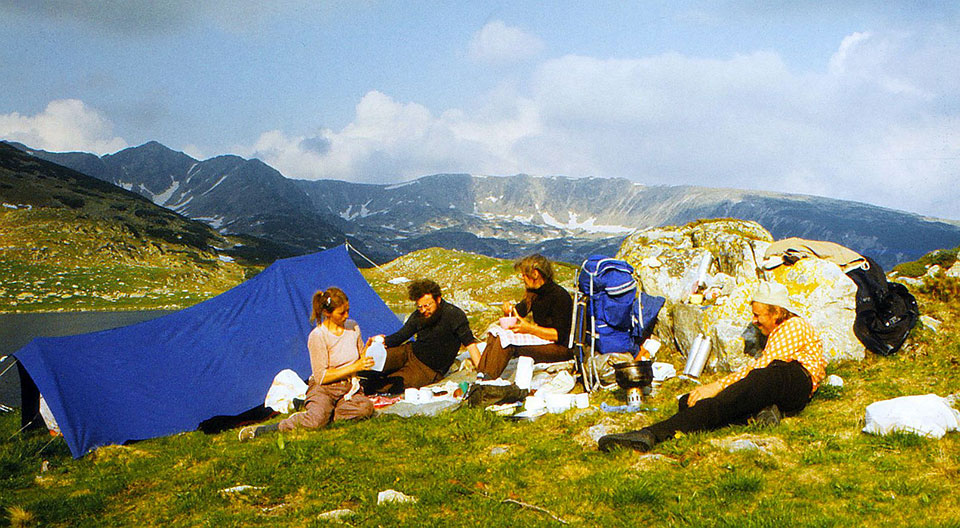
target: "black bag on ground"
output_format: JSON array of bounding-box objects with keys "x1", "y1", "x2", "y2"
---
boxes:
[
  {"x1": 466, "y1": 383, "x2": 528, "y2": 408},
  {"x1": 846, "y1": 256, "x2": 919, "y2": 356}
]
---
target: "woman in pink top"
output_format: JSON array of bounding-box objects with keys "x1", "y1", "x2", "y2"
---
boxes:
[
  {"x1": 599, "y1": 281, "x2": 827, "y2": 452},
  {"x1": 239, "y1": 287, "x2": 375, "y2": 441}
]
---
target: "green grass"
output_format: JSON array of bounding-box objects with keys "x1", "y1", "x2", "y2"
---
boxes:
[
  {"x1": 3, "y1": 246, "x2": 960, "y2": 525},
  {"x1": 0, "y1": 208, "x2": 251, "y2": 312},
  {"x1": 4, "y1": 291, "x2": 959, "y2": 527}
]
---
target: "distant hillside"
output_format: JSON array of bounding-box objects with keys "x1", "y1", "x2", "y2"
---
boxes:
[
  {"x1": 298, "y1": 173, "x2": 960, "y2": 269},
  {"x1": 12, "y1": 141, "x2": 960, "y2": 269},
  {"x1": 360, "y1": 247, "x2": 577, "y2": 330},
  {"x1": 8, "y1": 141, "x2": 351, "y2": 257},
  {"x1": 0, "y1": 143, "x2": 256, "y2": 311}
]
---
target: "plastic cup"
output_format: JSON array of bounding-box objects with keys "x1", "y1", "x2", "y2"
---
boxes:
[
  {"x1": 574, "y1": 393, "x2": 590, "y2": 409},
  {"x1": 499, "y1": 316, "x2": 518, "y2": 329},
  {"x1": 404, "y1": 387, "x2": 420, "y2": 403},
  {"x1": 419, "y1": 387, "x2": 433, "y2": 403}
]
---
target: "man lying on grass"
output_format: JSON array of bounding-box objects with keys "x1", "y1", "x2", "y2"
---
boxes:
[{"x1": 599, "y1": 281, "x2": 827, "y2": 452}]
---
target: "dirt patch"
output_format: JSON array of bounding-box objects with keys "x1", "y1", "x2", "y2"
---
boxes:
[{"x1": 89, "y1": 445, "x2": 155, "y2": 464}]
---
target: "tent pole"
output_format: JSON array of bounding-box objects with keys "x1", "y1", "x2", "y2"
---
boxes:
[{"x1": 0, "y1": 356, "x2": 18, "y2": 379}]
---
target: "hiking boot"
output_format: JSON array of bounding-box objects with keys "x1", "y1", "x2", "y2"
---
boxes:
[
  {"x1": 598, "y1": 429, "x2": 656, "y2": 452},
  {"x1": 751, "y1": 404, "x2": 782, "y2": 428},
  {"x1": 238, "y1": 426, "x2": 258, "y2": 442}
]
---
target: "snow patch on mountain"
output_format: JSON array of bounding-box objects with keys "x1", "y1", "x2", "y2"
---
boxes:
[
  {"x1": 202, "y1": 174, "x2": 230, "y2": 196},
  {"x1": 540, "y1": 211, "x2": 634, "y2": 234},
  {"x1": 340, "y1": 200, "x2": 376, "y2": 220},
  {"x1": 195, "y1": 216, "x2": 226, "y2": 229},
  {"x1": 171, "y1": 196, "x2": 193, "y2": 211},
  {"x1": 153, "y1": 178, "x2": 180, "y2": 206},
  {"x1": 384, "y1": 181, "x2": 416, "y2": 190}
]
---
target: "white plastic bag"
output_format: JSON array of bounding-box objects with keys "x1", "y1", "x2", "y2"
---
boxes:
[
  {"x1": 863, "y1": 394, "x2": 960, "y2": 439},
  {"x1": 264, "y1": 369, "x2": 308, "y2": 413}
]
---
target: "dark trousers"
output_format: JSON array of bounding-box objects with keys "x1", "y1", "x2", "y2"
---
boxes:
[
  {"x1": 476, "y1": 334, "x2": 573, "y2": 379},
  {"x1": 647, "y1": 360, "x2": 813, "y2": 443},
  {"x1": 363, "y1": 343, "x2": 443, "y2": 395}
]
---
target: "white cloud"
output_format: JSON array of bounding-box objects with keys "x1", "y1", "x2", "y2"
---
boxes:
[
  {"x1": 242, "y1": 28, "x2": 960, "y2": 219},
  {"x1": 468, "y1": 20, "x2": 545, "y2": 64},
  {"x1": 244, "y1": 91, "x2": 524, "y2": 182},
  {"x1": 0, "y1": 99, "x2": 128, "y2": 154}
]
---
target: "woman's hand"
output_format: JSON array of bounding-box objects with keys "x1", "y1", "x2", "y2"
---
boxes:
[
  {"x1": 353, "y1": 353, "x2": 375, "y2": 373},
  {"x1": 687, "y1": 380, "x2": 722, "y2": 407},
  {"x1": 501, "y1": 301, "x2": 515, "y2": 316}
]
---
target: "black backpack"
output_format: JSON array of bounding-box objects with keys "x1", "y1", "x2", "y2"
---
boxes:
[{"x1": 846, "y1": 257, "x2": 919, "y2": 356}]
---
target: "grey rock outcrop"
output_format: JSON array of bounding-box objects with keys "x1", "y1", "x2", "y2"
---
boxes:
[{"x1": 617, "y1": 220, "x2": 864, "y2": 374}]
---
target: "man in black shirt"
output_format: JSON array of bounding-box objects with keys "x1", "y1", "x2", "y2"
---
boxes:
[
  {"x1": 476, "y1": 254, "x2": 574, "y2": 379},
  {"x1": 365, "y1": 279, "x2": 480, "y2": 394}
]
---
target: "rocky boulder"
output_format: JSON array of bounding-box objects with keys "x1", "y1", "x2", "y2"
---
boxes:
[
  {"x1": 616, "y1": 219, "x2": 864, "y2": 374},
  {"x1": 947, "y1": 261, "x2": 960, "y2": 279}
]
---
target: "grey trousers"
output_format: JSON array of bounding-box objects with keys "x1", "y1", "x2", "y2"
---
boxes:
[{"x1": 278, "y1": 378, "x2": 373, "y2": 431}]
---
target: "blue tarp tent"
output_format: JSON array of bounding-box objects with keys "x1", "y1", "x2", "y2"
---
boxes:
[{"x1": 13, "y1": 245, "x2": 401, "y2": 458}]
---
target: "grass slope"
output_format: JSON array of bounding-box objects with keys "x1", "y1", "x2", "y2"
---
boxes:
[
  {"x1": 2, "y1": 247, "x2": 960, "y2": 526},
  {"x1": 0, "y1": 143, "x2": 258, "y2": 311}
]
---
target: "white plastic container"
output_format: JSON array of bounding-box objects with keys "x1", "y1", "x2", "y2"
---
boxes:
[
  {"x1": 515, "y1": 356, "x2": 534, "y2": 390},
  {"x1": 366, "y1": 340, "x2": 387, "y2": 372}
]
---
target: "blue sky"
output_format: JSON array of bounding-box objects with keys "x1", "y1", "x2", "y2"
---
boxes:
[{"x1": 1, "y1": 1, "x2": 958, "y2": 219}]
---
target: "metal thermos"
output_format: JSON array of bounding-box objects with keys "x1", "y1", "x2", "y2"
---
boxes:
[{"x1": 682, "y1": 333, "x2": 711, "y2": 378}]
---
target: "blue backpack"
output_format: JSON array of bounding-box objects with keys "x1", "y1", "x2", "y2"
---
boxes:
[{"x1": 576, "y1": 255, "x2": 665, "y2": 355}]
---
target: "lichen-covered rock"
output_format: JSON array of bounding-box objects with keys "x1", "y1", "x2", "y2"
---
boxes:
[
  {"x1": 617, "y1": 219, "x2": 864, "y2": 373},
  {"x1": 671, "y1": 304, "x2": 706, "y2": 356},
  {"x1": 617, "y1": 219, "x2": 773, "y2": 303},
  {"x1": 767, "y1": 258, "x2": 863, "y2": 363},
  {"x1": 617, "y1": 220, "x2": 774, "y2": 368},
  {"x1": 701, "y1": 282, "x2": 763, "y2": 372},
  {"x1": 947, "y1": 261, "x2": 960, "y2": 279}
]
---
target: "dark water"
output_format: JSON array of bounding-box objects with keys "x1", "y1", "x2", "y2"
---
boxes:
[{"x1": 0, "y1": 310, "x2": 172, "y2": 407}]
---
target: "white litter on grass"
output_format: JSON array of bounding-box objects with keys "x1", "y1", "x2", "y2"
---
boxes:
[
  {"x1": 534, "y1": 370, "x2": 576, "y2": 395},
  {"x1": 586, "y1": 424, "x2": 610, "y2": 444},
  {"x1": 652, "y1": 362, "x2": 676, "y2": 382},
  {"x1": 863, "y1": 394, "x2": 960, "y2": 439},
  {"x1": 475, "y1": 377, "x2": 512, "y2": 386},
  {"x1": 317, "y1": 509, "x2": 355, "y2": 520},
  {"x1": 824, "y1": 374, "x2": 844, "y2": 388},
  {"x1": 920, "y1": 315, "x2": 942, "y2": 332},
  {"x1": 387, "y1": 277, "x2": 411, "y2": 285},
  {"x1": 377, "y1": 489, "x2": 417, "y2": 505},
  {"x1": 219, "y1": 485, "x2": 264, "y2": 494}
]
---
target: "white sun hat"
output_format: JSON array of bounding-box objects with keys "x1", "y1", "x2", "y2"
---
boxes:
[{"x1": 752, "y1": 281, "x2": 798, "y2": 314}]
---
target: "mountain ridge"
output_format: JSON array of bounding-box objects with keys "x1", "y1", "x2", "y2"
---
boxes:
[{"x1": 8, "y1": 140, "x2": 960, "y2": 269}]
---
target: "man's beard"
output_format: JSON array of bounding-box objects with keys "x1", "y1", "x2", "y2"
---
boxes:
[{"x1": 420, "y1": 308, "x2": 441, "y2": 325}]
